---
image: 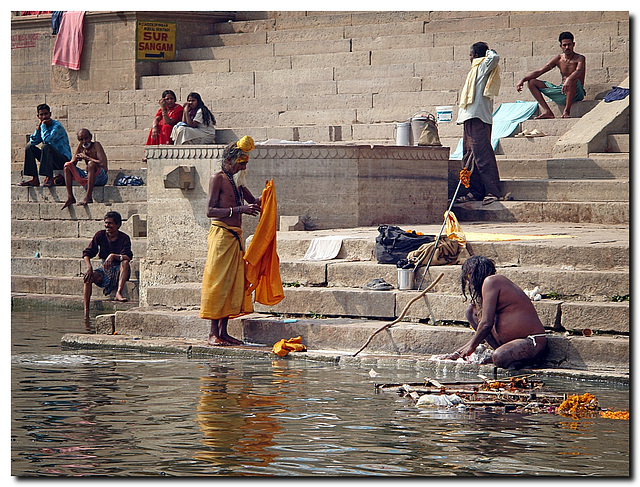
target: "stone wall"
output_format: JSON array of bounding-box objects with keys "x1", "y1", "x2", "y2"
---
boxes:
[{"x1": 141, "y1": 144, "x2": 449, "y2": 304}]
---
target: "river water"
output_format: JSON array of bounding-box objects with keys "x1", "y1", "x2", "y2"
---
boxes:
[{"x1": 11, "y1": 306, "x2": 630, "y2": 477}]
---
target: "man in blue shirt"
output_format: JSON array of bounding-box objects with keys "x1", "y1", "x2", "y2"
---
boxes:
[{"x1": 18, "y1": 103, "x2": 72, "y2": 187}]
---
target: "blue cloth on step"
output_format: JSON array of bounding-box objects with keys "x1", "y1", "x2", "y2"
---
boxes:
[
  {"x1": 604, "y1": 86, "x2": 629, "y2": 103},
  {"x1": 450, "y1": 101, "x2": 539, "y2": 160}
]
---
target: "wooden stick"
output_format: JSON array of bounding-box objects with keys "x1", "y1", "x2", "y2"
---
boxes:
[{"x1": 353, "y1": 272, "x2": 444, "y2": 357}]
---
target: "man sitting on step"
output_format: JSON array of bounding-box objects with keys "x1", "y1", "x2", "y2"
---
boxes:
[
  {"x1": 82, "y1": 211, "x2": 133, "y2": 324},
  {"x1": 443, "y1": 256, "x2": 548, "y2": 368},
  {"x1": 516, "y1": 31, "x2": 586, "y2": 119},
  {"x1": 18, "y1": 103, "x2": 72, "y2": 187},
  {"x1": 61, "y1": 128, "x2": 109, "y2": 209}
]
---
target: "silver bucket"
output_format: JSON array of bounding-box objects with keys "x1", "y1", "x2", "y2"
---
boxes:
[{"x1": 397, "y1": 268, "x2": 415, "y2": 290}]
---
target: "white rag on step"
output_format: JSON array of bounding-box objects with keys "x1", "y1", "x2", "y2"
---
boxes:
[{"x1": 302, "y1": 236, "x2": 347, "y2": 261}]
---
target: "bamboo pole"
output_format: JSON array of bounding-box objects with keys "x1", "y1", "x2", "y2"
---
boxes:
[{"x1": 352, "y1": 272, "x2": 444, "y2": 357}]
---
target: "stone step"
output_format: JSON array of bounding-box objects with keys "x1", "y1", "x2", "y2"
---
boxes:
[
  {"x1": 607, "y1": 133, "x2": 629, "y2": 153},
  {"x1": 11, "y1": 275, "x2": 139, "y2": 301},
  {"x1": 12, "y1": 201, "x2": 147, "y2": 222},
  {"x1": 498, "y1": 179, "x2": 628, "y2": 202},
  {"x1": 495, "y1": 156, "x2": 628, "y2": 180},
  {"x1": 105, "y1": 308, "x2": 629, "y2": 374},
  {"x1": 452, "y1": 200, "x2": 629, "y2": 225},
  {"x1": 12, "y1": 236, "x2": 147, "y2": 259},
  {"x1": 11, "y1": 185, "x2": 147, "y2": 204},
  {"x1": 145, "y1": 281, "x2": 628, "y2": 335},
  {"x1": 10, "y1": 167, "x2": 147, "y2": 185},
  {"x1": 11, "y1": 256, "x2": 140, "y2": 280},
  {"x1": 11, "y1": 217, "x2": 147, "y2": 240}
]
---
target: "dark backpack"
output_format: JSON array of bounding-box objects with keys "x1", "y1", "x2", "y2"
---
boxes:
[{"x1": 374, "y1": 225, "x2": 436, "y2": 264}]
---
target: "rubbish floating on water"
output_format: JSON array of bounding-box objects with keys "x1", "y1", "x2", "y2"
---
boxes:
[
  {"x1": 369, "y1": 369, "x2": 380, "y2": 377},
  {"x1": 375, "y1": 375, "x2": 612, "y2": 417}
]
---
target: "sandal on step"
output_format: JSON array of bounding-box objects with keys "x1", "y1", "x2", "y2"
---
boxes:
[
  {"x1": 454, "y1": 193, "x2": 476, "y2": 204},
  {"x1": 43, "y1": 178, "x2": 54, "y2": 187},
  {"x1": 482, "y1": 194, "x2": 499, "y2": 205},
  {"x1": 363, "y1": 278, "x2": 394, "y2": 291},
  {"x1": 17, "y1": 180, "x2": 39, "y2": 187}
]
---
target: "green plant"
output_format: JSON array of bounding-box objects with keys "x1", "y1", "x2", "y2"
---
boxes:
[
  {"x1": 283, "y1": 281, "x2": 301, "y2": 288},
  {"x1": 610, "y1": 294, "x2": 629, "y2": 302}
]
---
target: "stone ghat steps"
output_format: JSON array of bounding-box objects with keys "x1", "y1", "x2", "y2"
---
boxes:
[
  {"x1": 452, "y1": 200, "x2": 628, "y2": 225},
  {"x1": 11, "y1": 256, "x2": 140, "y2": 280},
  {"x1": 12, "y1": 236, "x2": 147, "y2": 260},
  {"x1": 12, "y1": 275, "x2": 139, "y2": 302},
  {"x1": 143, "y1": 281, "x2": 628, "y2": 336},
  {"x1": 98, "y1": 308, "x2": 629, "y2": 374},
  {"x1": 11, "y1": 185, "x2": 147, "y2": 204},
  {"x1": 486, "y1": 154, "x2": 629, "y2": 180},
  {"x1": 10, "y1": 166, "x2": 147, "y2": 186}
]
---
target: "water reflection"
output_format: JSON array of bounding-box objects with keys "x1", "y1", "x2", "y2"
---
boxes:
[{"x1": 195, "y1": 361, "x2": 306, "y2": 473}]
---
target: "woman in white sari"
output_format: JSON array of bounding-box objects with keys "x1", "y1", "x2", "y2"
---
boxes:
[{"x1": 171, "y1": 92, "x2": 217, "y2": 145}]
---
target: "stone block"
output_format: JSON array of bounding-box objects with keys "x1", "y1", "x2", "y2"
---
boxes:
[
  {"x1": 335, "y1": 63, "x2": 415, "y2": 81},
  {"x1": 344, "y1": 20, "x2": 425, "y2": 38},
  {"x1": 230, "y1": 56, "x2": 291, "y2": 72},
  {"x1": 163, "y1": 165, "x2": 196, "y2": 190},
  {"x1": 279, "y1": 261, "x2": 326, "y2": 286},
  {"x1": 351, "y1": 33, "x2": 431, "y2": 52},
  {"x1": 291, "y1": 51, "x2": 369, "y2": 70},
  {"x1": 279, "y1": 215, "x2": 306, "y2": 231},
  {"x1": 253, "y1": 286, "x2": 397, "y2": 319},
  {"x1": 11, "y1": 275, "x2": 46, "y2": 294},
  {"x1": 267, "y1": 26, "x2": 345, "y2": 43},
  {"x1": 560, "y1": 301, "x2": 629, "y2": 333},
  {"x1": 371, "y1": 46, "x2": 454, "y2": 65}
]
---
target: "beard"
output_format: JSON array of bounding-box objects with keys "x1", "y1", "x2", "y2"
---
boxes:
[{"x1": 233, "y1": 168, "x2": 246, "y2": 188}]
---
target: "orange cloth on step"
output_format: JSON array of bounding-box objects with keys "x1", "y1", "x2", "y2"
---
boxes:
[{"x1": 244, "y1": 180, "x2": 284, "y2": 306}]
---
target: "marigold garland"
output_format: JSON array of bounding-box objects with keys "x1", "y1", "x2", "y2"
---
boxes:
[
  {"x1": 600, "y1": 410, "x2": 629, "y2": 420},
  {"x1": 459, "y1": 168, "x2": 471, "y2": 188},
  {"x1": 557, "y1": 393, "x2": 599, "y2": 419}
]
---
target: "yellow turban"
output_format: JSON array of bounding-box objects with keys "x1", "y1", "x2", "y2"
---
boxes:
[{"x1": 236, "y1": 135, "x2": 255, "y2": 153}]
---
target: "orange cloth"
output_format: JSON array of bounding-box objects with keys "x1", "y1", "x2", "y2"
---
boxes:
[
  {"x1": 199, "y1": 222, "x2": 253, "y2": 320},
  {"x1": 272, "y1": 336, "x2": 307, "y2": 357},
  {"x1": 244, "y1": 180, "x2": 284, "y2": 306}
]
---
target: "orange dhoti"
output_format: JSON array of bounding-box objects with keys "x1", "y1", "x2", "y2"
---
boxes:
[{"x1": 199, "y1": 222, "x2": 253, "y2": 320}]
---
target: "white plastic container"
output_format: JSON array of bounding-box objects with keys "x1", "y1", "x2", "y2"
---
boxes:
[
  {"x1": 410, "y1": 116, "x2": 428, "y2": 146},
  {"x1": 394, "y1": 122, "x2": 411, "y2": 145},
  {"x1": 397, "y1": 268, "x2": 415, "y2": 290},
  {"x1": 436, "y1": 105, "x2": 453, "y2": 123}
]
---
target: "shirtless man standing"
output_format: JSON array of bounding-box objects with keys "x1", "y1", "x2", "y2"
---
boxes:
[
  {"x1": 444, "y1": 256, "x2": 548, "y2": 369},
  {"x1": 516, "y1": 31, "x2": 586, "y2": 119},
  {"x1": 199, "y1": 136, "x2": 262, "y2": 346}
]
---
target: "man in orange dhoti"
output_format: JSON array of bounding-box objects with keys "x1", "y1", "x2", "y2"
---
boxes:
[{"x1": 200, "y1": 136, "x2": 262, "y2": 346}]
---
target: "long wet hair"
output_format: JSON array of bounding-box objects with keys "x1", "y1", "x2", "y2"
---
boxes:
[
  {"x1": 461, "y1": 255, "x2": 496, "y2": 305},
  {"x1": 187, "y1": 92, "x2": 216, "y2": 126}
]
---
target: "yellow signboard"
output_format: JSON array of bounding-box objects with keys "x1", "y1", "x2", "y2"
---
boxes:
[{"x1": 136, "y1": 21, "x2": 176, "y2": 61}]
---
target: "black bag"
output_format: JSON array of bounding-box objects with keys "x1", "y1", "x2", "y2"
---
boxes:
[{"x1": 374, "y1": 225, "x2": 436, "y2": 264}]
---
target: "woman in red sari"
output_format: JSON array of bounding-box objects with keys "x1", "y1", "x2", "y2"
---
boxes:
[{"x1": 145, "y1": 90, "x2": 184, "y2": 145}]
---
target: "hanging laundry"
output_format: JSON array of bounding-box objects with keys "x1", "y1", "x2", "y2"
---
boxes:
[
  {"x1": 51, "y1": 11, "x2": 63, "y2": 35},
  {"x1": 52, "y1": 11, "x2": 85, "y2": 70}
]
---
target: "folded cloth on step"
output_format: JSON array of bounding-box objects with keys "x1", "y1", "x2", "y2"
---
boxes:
[
  {"x1": 272, "y1": 336, "x2": 307, "y2": 357},
  {"x1": 450, "y1": 101, "x2": 538, "y2": 160},
  {"x1": 302, "y1": 235, "x2": 346, "y2": 260},
  {"x1": 407, "y1": 236, "x2": 470, "y2": 268},
  {"x1": 604, "y1": 86, "x2": 629, "y2": 103}
]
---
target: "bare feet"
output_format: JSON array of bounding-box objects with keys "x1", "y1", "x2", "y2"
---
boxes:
[
  {"x1": 534, "y1": 111, "x2": 555, "y2": 119},
  {"x1": 114, "y1": 293, "x2": 128, "y2": 302},
  {"x1": 77, "y1": 197, "x2": 93, "y2": 206},
  {"x1": 561, "y1": 111, "x2": 572, "y2": 118},
  {"x1": 61, "y1": 197, "x2": 76, "y2": 210},
  {"x1": 221, "y1": 333, "x2": 244, "y2": 345},
  {"x1": 208, "y1": 336, "x2": 233, "y2": 346}
]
